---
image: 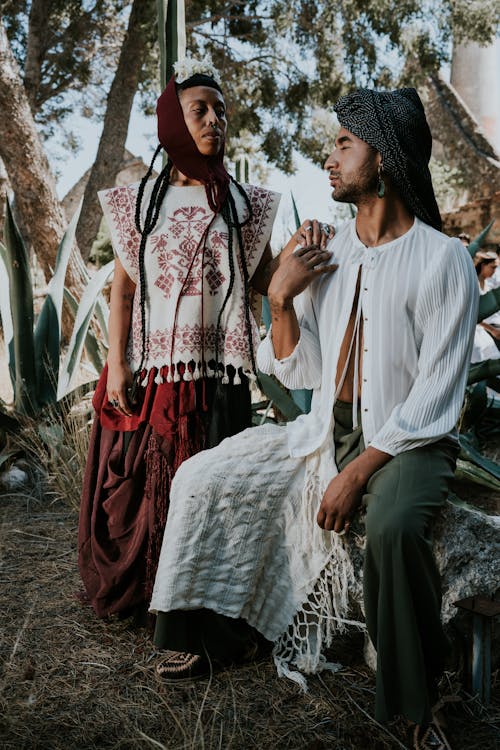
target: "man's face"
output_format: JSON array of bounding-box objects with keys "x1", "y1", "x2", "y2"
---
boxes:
[
  {"x1": 324, "y1": 127, "x2": 380, "y2": 204},
  {"x1": 178, "y1": 85, "x2": 227, "y2": 157}
]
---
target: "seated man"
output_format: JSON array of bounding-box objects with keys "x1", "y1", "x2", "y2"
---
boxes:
[{"x1": 150, "y1": 88, "x2": 478, "y2": 750}]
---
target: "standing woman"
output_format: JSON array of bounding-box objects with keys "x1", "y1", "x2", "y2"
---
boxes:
[{"x1": 78, "y1": 58, "x2": 283, "y2": 619}]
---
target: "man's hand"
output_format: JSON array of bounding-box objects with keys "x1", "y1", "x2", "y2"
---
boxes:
[
  {"x1": 317, "y1": 470, "x2": 365, "y2": 533},
  {"x1": 317, "y1": 446, "x2": 393, "y2": 533},
  {"x1": 268, "y1": 244, "x2": 337, "y2": 305}
]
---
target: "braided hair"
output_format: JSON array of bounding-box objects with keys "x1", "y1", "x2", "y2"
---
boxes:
[{"x1": 133, "y1": 147, "x2": 255, "y2": 385}]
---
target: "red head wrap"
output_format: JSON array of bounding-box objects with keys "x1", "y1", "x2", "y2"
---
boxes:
[{"x1": 156, "y1": 76, "x2": 230, "y2": 213}]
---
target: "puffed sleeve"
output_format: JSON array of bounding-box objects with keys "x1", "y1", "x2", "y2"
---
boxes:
[{"x1": 369, "y1": 239, "x2": 479, "y2": 455}]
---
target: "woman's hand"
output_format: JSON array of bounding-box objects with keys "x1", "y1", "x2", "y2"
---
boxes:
[{"x1": 106, "y1": 360, "x2": 134, "y2": 416}]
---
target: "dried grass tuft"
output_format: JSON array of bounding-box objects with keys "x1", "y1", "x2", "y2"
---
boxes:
[{"x1": 6, "y1": 392, "x2": 93, "y2": 510}]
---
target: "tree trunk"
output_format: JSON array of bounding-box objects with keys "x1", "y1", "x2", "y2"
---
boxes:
[
  {"x1": 0, "y1": 20, "x2": 88, "y2": 296},
  {"x1": 24, "y1": 0, "x2": 52, "y2": 110},
  {"x1": 0, "y1": 18, "x2": 90, "y2": 344},
  {"x1": 76, "y1": 0, "x2": 155, "y2": 261},
  {"x1": 0, "y1": 156, "x2": 7, "y2": 242}
]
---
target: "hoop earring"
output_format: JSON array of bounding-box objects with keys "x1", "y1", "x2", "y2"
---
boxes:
[{"x1": 377, "y1": 164, "x2": 385, "y2": 199}]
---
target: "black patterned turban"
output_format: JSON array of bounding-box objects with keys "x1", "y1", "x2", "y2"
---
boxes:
[{"x1": 333, "y1": 88, "x2": 442, "y2": 231}]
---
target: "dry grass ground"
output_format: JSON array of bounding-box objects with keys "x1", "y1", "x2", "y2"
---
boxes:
[{"x1": 0, "y1": 491, "x2": 498, "y2": 750}]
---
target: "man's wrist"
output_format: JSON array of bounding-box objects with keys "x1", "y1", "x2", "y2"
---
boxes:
[
  {"x1": 341, "y1": 447, "x2": 392, "y2": 486},
  {"x1": 268, "y1": 293, "x2": 294, "y2": 311}
]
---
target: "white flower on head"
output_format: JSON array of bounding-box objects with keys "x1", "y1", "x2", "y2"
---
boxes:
[{"x1": 174, "y1": 55, "x2": 222, "y2": 86}]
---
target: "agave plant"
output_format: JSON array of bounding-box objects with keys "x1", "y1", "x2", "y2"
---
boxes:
[{"x1": 0, "y1": 199, "x2": 112, "y2": 417}]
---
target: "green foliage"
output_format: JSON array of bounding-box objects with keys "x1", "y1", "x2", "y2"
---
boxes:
[
  {"x1": 0, "y1": 199, "x2": 107, "y2": 416},
  {"x1": 4, "y1": 1, "x2": 499, "y2": 172},
  {"x1": 428, "y1": 159, "x2": 464, "y2": 210},
  {"x1": 136, "y1": 0, "x2": 500, "y2": 172},
  {"x1": 1, "y1": 201, "x2": 37, "y2": 414},
  {"x1": 89, "y1": 217, "x2": 114, "y2": 267},
  {"x1": 58, "y1": 261, "x2": 113, "y2": 400},
  {"x1": 468, "y1": 219, "x2": 495, "y2": 257},
  {"x1": 478, "y1": 287, "x2": 500, "y2": 323},
  {"x1": 1, "y1": 0, "x2": 129, "y2": 134}
]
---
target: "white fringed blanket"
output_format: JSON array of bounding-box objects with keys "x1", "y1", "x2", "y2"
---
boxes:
[{"x1": 150, "y1": 422, "x2": 360, "y2": 687}]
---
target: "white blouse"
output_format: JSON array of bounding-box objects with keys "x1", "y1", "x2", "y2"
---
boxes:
[{"x1": 257, "y1": 217, "x2": 478, "y2": 459}]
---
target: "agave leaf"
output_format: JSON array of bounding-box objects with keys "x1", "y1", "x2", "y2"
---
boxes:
[
  {"x1": 3, "y1": 201, "x2": 37, "y2": 415},
  {"x1": 455, "y1": 458, "x2": 500, "y2": 490},
  {"x1": 33, "y1": 201, "x2": 83, "y2": 406},
  {"x1": 486, "y1": 377, "x2": 500, "y2": 393},
  {"x1": 478, "y1": 287, "x2": 500, "y2": 322},
  {"x1": 459, "y1": 433, "x2": 500, "y2": 480},
  {"x1": 57, "y1": 261, "x2": 114, "y2": 400},
  {"x1": 257, "y1": 372, "x2": 303, "y2": 422},
  {"x1": 290, "y1": 191, "x2": 301, "y2": 230},
  {"x1": 158, "y1": 0, "x2": 186, "y2": 89},
  {"x1": 467, "y1": 219, "x2": 495, "y2": 257},
  {"x1": 63, "y1": 288, "x2": 106, "y2": 377},
  {"x1": 0, "y1": 242, "x2": 15, "y2": 389},
  {"x1": 94, "y1": 293, "x2": 110, "y2": 347},
  {"x1": 447, "y1": 491, "x2": 491, "y2": 516},
  {"x1": 468, "y1": 359, "x2": 500, "y2": 385}
]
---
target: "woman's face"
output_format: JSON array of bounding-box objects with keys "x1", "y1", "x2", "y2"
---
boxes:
[
  {"x1": 480, "y1": 259, "x2": 498, "y2": 280},
  {"x1": 178, "y1": 85, "x2": 227, "y2": 157}
]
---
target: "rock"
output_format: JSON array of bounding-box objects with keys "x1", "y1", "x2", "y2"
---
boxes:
[
  {"x1": 0, "y1": 465, "x2": 29, "y2": 491},
  {"x1": 435, "y1": 500, "x2": 500, "y2": 624}
]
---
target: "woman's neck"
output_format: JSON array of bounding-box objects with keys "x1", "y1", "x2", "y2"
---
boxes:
[{"x1": 169, "y1": 166, "x2": 203, "y2": 187}]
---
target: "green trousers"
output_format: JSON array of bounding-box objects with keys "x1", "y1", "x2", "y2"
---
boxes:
[{"x1": 334, "y1": 400, "x2": 458, "y2": 726}]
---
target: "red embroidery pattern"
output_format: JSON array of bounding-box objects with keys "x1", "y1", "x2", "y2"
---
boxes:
[
  {"x1": 152, "y1": 207, "x2": 228, "y2": 299},
  {"x1": 104, "y1": 187, "x2": 141, "y2": 277},
  {"x1": 240, "y1": 185, "x2": 277, "y2": 273},
  {"x1": 127, "y1": 299, "x2": 260, "y2": 367}
]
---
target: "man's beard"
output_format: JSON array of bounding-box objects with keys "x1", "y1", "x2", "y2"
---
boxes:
[{"x1": 332, "y1": 166, "x2": 378, "y2": 205}]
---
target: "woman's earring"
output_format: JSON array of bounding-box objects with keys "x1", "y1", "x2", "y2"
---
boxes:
[{"x1": 377, "y1": 164, "x2": 385, "y2": 199}]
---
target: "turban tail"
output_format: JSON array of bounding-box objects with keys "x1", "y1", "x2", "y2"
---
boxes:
[
  {"x1": 334, "y1": 88, "x2": 442, "y2": 231},
  {"x1": 156, "y1": 76, "x2": 230, "y2": 213}
]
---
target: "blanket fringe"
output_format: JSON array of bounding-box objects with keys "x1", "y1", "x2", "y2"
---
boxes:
[{"x1": 273, "y1": 439, "x2": 365, "y2": 690}]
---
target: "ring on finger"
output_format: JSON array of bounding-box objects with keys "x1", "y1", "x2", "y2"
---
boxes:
[
  {"x1": 321, "y1": 222, "x2": 331, "y2": 235},
  {"x1": 110, "y1": 399, "x2": 120, "y2": 408},
  {"x1": 304, "y1": 225, "x2": 313, "y2": 232}
]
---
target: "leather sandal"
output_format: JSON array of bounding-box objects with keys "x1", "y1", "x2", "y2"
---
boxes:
[{"x1": 412, "y1": 717, "x2": 452, "y2": 750}]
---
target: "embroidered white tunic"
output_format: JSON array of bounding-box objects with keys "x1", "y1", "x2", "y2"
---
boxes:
[
  {"x1": 257, "y1": 217, "x2": 479, "y2": 459},
  {"x1": 99, "y1": 181, "x2": 280, "y2": 382}
]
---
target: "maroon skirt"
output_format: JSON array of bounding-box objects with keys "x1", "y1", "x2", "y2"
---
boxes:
[{"x1": 78, "y1": 365, "x2": 252, "y2": 617}]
